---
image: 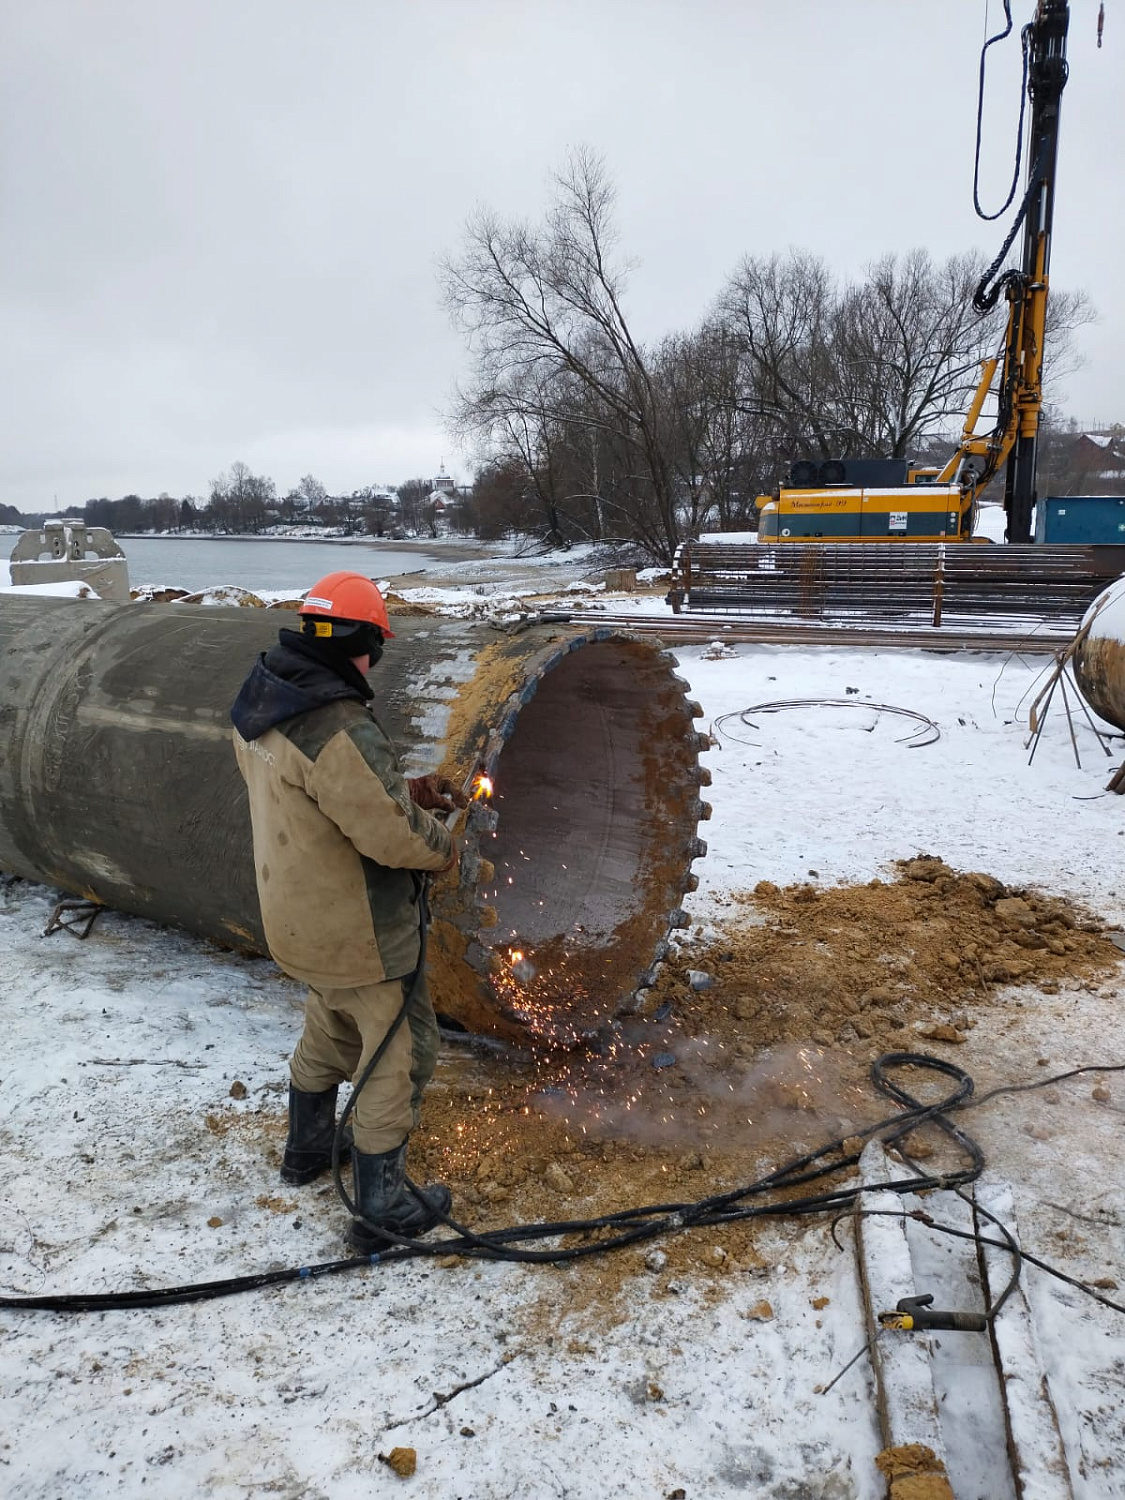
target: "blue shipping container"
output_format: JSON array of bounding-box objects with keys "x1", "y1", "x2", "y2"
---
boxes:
[{"x1": 1035, "y1": 495, "x2": 1125, "y2": 544}]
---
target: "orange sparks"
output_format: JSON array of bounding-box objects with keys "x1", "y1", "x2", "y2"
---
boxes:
[{"x1": 472, "y1": 772, "x2": 494, "y2": 801}]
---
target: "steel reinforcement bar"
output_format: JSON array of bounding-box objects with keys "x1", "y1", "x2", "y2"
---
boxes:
[
  {"x1": 668, "y1": 542, "x2": 1125, "y2": 633},
  {"x1": 541, "y1": 610, "x2": 1073, "y2": 654}
]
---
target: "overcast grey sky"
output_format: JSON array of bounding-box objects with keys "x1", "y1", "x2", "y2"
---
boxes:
[{"x1": 2, "y1": 0, "x2": 1120, "y2": 511}]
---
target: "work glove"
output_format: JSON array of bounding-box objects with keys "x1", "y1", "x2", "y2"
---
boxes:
[{"x1": 408, "y1": 774, "x2": 469, "y2": 813}]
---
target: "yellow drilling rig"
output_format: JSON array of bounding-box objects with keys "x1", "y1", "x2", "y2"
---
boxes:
[{"x1": 756, "y1": 0, "x2": 1071, "y2": 546}]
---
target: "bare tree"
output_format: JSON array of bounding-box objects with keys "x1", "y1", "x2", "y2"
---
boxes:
[
  {"x1": 465, "y1": 463, "x2": 508, "y2": 539},
  {"x1": 1041, "y1": 287, "x2": 1096, "y2": 404},
  {"x1": 396, "y1": 478, "x2": 431, "y2": 534},
  {"x1": 718, "y1": 250, "x2": 843, "y2": 459},
  {"x1": 349, "y1": 485, "x2": 395, "y2": 536},
  {"x1": 443, "y1": 149, "x2": 683, "y2": 562},
  {"x1": 833, "y1": 250, "x2": 1001, "y2": 457},
  {"x1": 462, "y1": 366, "x2": 570, "y2": 544},
  {"x1": 719, "y1": 248, "x2": 1095, "y2": 469},
  {"x1": 443, "y1": 155, "x2": 1097, "y2": 548},
  {"x1": 208, "y1": 461, "x2": 276, "y2": 533},
  {"x1": 285, "y1": 473, "x2": 328, "y2": 518},
  {"x1": 652, "y1": 324, "x2": 782, "y2": 533}
]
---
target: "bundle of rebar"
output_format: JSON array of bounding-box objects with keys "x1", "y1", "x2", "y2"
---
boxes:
[{"x1": 671, "y1": 542, "x2": 1125, "y2": 632}]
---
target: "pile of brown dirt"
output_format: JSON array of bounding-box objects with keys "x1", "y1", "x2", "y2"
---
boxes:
[
  {"x1": 410, "y1": 1048, "x2": 784, "y2": 1322},
  {"x1": 652, "y1": 855, "x2": 1122, "y2": 1055},
  {"x1": 131, "y1": 584, "x2": 271, "y2": 607},
  {"x1": 410, "y1": 861, "x2": 1121, "y2": 1297},
  {"x1": 383, "y1": 593, "x2": 437, "y2": 618},
  {"x1": 876, "y1": 1445, "x2": 954, "y2": 1500},
  {"x1": 218, "y1": 863, "x2": 1121, "y2": 1311},
  {"x1": 130, "y1": 586, "x2": 191, "y2": 604}
]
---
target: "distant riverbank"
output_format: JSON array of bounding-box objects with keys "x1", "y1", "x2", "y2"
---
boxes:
[
  {"x1": 112, "y1": 531, "x2": 489, "y2": 565},
  {"x1": 116, "y1": 531, "x2": 376, "y2": 543},
  {"x1": 25, "y1": 535, "x2": 454, "y2": 594}
]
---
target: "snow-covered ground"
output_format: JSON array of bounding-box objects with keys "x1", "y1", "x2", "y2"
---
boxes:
[
  {"x1": 2, "y1": 558, "x2": 1125, "y2": 1499},
  {"x1": 690, "y1": 642, "x2": 1125, "y2": 924}
]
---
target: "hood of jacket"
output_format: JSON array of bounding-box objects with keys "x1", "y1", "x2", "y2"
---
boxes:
[{"x1": 230, "y1": 628, "x2": 374, "y2": 741}]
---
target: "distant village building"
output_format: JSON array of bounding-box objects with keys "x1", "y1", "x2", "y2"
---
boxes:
[
  {"x1": 424, "y1": 463, "x2": 466, "y2": 533},
  {"x1": 1069, "y1": 432, "x2": 1125, "y2": 483},
  {"x1": 1037, "y1": 427, "x2": 1125, "y2": 498}
]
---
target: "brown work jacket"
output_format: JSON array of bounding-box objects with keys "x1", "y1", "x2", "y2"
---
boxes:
[{"x1": 233, "y1": 697, "x2": 452, "y2": 990}]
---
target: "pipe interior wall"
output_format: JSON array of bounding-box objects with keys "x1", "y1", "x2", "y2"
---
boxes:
[{"x1": 474, "y1": 640, "x2": 701, "y2": 1040}]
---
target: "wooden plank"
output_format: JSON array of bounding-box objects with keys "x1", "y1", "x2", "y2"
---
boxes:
[
  {"x1": 976, "y1": 1182, "x2": 1075, "y2": 1500},
  {"x1": 905, "y1": 1190, "x2": 1017, "y2": 1500},
  {"x1": 855, "y1": 1144, "x2": 948, "y2": 1463}
]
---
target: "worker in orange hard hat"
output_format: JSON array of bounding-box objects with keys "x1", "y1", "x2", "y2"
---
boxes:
[{"x1": 230, "y1": 569, "x2": 468, "y2": 1252}]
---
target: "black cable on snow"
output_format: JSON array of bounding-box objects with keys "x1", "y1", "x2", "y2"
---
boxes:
[{"x1": 2, "y1": 1055, "x2": 1123, "y2": 1316}]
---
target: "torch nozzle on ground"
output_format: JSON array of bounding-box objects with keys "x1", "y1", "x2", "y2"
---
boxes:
[{"x1": 879, "y1": 1295, "x2": 988, "y2": 1333}]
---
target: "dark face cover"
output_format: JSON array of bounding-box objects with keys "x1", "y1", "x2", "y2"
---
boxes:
[{"x1": 300, "y1": 617, "x2": 385, "y2": 665}]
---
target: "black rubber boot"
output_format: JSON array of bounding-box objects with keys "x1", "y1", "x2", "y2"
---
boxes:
[
  {"x1": 346, "y1": 1142, "x2": 452, "y2": 1252},
  {"x1": 280, "y1": 1084, "x2": 353, "y2": 1186}
]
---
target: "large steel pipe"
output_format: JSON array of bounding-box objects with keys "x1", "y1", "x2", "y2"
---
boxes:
[
  {"x1": 1074, "y1": 576, "x2": 1125, "y2": 733},
  {"x1": 0, "y1": 598, "x2": 708, "y2": 1041}
]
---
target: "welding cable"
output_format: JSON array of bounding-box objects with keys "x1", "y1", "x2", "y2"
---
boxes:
[
  {"x1": 967, "y1": 1188, "x2": 1024, "y2": 1318},
  {"x1": 827, "y1": 1059, "x2": 1125, "y2": 1322},
  {"x1": 836, "y1": 1209, "x2": 1124, "y2": 1320},
  {"x1": 961, "y1": 1060, "x2": 1125, "y2": 1111},
  {"x1": 915, "y1": 1213, "x2": 1125, "y2": 1317},
  {"x1": 712, "y1": 700, "x2": 941, "y2": 750},
  {"x1": 388, "y1": 1051, "x2": 984, "y2": 1261},
  {"x1": 2, "y1": 1055, "x2": 1122, "y2": 1313},
  {"x1": 2, "y1": 1053, "x2": 982, "y2": 1305}
]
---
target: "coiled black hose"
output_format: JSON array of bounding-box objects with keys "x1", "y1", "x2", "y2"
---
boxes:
[{"x1": 4, "y1": 1052, "x2": 1121, "y2": 1315}]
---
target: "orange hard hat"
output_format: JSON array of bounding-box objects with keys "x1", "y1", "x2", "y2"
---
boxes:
[{"x1": 299, "y1": 571, "x2": 394, "y2": 638}]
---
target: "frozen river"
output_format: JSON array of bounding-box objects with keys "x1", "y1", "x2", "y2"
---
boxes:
[{"x1": 5, "y1": 534, "x2": 440, "y2": 594}]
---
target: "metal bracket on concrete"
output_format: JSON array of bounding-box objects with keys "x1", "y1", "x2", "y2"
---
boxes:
[{"x1": 43, "y1": 899, "x2": 103, "y2": 940}]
